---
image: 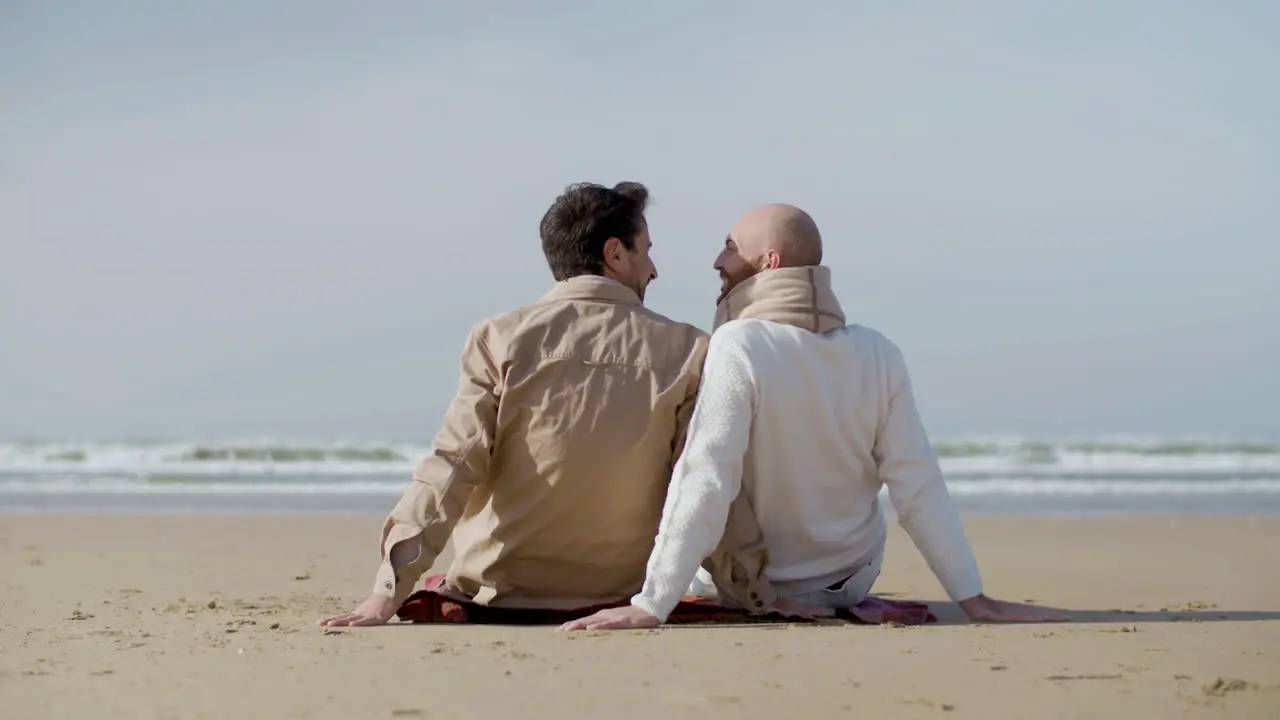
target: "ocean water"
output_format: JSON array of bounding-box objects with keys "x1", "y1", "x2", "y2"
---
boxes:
[{"x1": 1, "y1": 436, "x2": 1278, "y2": 517}]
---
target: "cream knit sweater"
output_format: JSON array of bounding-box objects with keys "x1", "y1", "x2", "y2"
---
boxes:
[{"x1": 631, "y1": 268, "x2": 983, "y2": 621}]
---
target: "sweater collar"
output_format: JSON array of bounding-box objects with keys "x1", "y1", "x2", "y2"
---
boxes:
[{"x1": 713, "y1": 265, "x2": 846, "y2": 333}]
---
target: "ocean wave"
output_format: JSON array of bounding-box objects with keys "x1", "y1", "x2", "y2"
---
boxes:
[
  {"x1": 945, "y1": 478, "x2": 1280, "y2": 496},
  {"x1": 932, "y1": 438, "x2": 1280, "y2": 458},
  {"x1": 0, "y1": 477, "x2": 407, "y2": 495},
  {"x1": 2, "y1": 476, "x2": 1277, "y2": 497},
  {"x1": 0, "y1": 441, "x2": 422, "y2": 475},
  {"x1": 2, "y1": 437, "x2": 1278, "y2": 476}
]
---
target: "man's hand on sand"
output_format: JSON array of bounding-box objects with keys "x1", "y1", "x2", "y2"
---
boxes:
[
  {"x1": 319, "y1": 594, "x2": 399, "y2": 627},
  {"x1": 558, "y1": 596, "x2": 836, "y2": 631},
  {"x1": 959, "y1": 594, "x2": 1068, "y2": 623},
  {"x1": 558, "y1": 605, "x2": 661, "y2": 631}
]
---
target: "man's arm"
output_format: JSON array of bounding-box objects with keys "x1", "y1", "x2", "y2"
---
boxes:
[
  {"x1": 560, "y1": 330, "x2": 827, "y2": 632},
  {"x1": 874, "y1": 342, "x2": 1069, "y2": 623},
  {"x1": 320, "y1": 322, "x2": 500, "y2": 626},
  {"x1": 627, "y1": 334, "x2": 760, "y2": 622},
  {"x1": 375, "y1": 322, "x2": 502, "y2": 603},
  {"x1": 874, "y1": 340, "x2": 984, "y2": 604}
]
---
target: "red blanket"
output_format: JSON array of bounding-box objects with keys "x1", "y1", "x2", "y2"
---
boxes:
[{"x1": 396, "y1": 575, "x2": 935, "y2": 626}]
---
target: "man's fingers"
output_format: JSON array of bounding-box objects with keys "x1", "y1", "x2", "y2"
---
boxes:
[
  {"x1": 319, "y1": 612, "x2": 372, "y2": 627},
  {"x1": 558, "y1": 615, "x2": 612, "y2": 631},
  {"x1": 594, "y1": 616, "x2": 657, "y2": 630},
  {"x1": 347, "y1": 614, "x2": 389, "y2": 627},
  {"x1": 318, "y1": 613, "x2": 356, "y2": 627},
  {"x1": 558, "y1": 613, "x2": 652, "y2": 631}
]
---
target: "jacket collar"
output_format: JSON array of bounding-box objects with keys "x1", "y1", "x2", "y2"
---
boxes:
[
  {"x1": 540, "y1": 274, "x2": 642, "y2": 306},
  {"x1": 713, "y1": 265, "x2": 846, "y2": 333}
]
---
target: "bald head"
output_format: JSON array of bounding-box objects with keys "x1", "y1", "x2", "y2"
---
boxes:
[
  {"x1": 714, "y1": 203, "x2": 824, "y2": 302},
  {"x1": 729, "y1": 203, "x2": 823, "y2": 268}
]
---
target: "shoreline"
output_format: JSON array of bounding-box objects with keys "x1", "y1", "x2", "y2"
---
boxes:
[
  {"x1": 5, "y1": 499, "x2": 1280, "y2": 517},
  {"x1": 6, "y1": 435, "x2": 1278, "y2": 522},
  {"x1": 3, "y1": 515, "x2": 1278, "y2": 717}
]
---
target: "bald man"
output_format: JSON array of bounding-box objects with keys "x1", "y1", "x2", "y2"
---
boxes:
[{"x1": 561, "y1": 204, "x2": 1064, "y2": 631}]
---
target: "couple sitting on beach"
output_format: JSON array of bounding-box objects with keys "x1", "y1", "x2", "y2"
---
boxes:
[{"x1": 319, "y1": 181, "x2": 1064, "y2": 630}]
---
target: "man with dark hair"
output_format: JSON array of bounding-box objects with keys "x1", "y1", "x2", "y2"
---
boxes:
[
  {"x1": 540, "y1": 181, "x2": 652, "y2": 290},
  {"x1": 321, "y1": 182, "x2": 708, "y2": 627}
]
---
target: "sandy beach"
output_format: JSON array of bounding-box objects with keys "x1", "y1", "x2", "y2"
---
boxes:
[{"x1": 2, "y1": 515, "x2": 1276, "y2": 719}]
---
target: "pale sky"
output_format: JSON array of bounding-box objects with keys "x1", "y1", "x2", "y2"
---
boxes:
[{"x1": 2, "y1": 1, "x2": 1277, "y2": 441}]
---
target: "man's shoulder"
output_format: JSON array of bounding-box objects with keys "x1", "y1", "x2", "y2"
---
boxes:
[
  {"x1": 592, "y1": 300, "x2": 701, "y2": 332},
  {"x1": 839, "y1": 322, "x2": 901, "y2": 352},
  {"x1": 708, "y1": 318, "x2": 761, "y2": 348},
  {"x1": 711, "y1": 317, "x2": 895, "y2": 344},
  {"x1": 465, "y1": 307, "x2": 525, "y2": 340},
  {"x1": 470, "y1": 299, "x2": 709, "y2": 355},
  {"x1": 606, "y1": 306, "x2": 711, "y2": 368},
  {"x1": 703, "y1": 319, "x2": 775, "y2": 366},
  {"x1": 712, "y1": 318, "x2": 905, "y2": 361},
  {"x1": 633, "y1": 306, "x2": 710, "y2": 344}
]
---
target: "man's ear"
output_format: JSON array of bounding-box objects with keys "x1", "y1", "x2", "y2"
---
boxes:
[
  {"x1": 602, "y1": 236, "x2": 626, "y2": 272},
  {"x1": 761, "y1": 249, "x2": 782, "y2": 270}
]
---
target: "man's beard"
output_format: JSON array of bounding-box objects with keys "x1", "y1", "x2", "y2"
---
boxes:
[
  {"x1": 716, "y1": 273, "x2": 731, "y2": 304},
  {"x1": 717, "y1": 267, "x2": 756, "y2": 304},
  {"x1": 629, "y1": 273, "x2": 648, "y2": 302}
]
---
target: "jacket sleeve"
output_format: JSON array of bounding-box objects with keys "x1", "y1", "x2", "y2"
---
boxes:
[{"x1": 371, "y1": 321, "x2": 501, "y2": 606}]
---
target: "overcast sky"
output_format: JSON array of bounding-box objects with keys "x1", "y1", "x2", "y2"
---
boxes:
[{"x1": 2, "y1": 1, "x2": 1276, "y2": 441}]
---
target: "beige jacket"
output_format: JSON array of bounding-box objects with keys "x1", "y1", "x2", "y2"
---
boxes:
[{"x1": 372, "y1": 276, "x2": 710, "y2": 610}]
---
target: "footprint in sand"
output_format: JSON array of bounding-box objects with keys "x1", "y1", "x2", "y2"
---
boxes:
[{"x1": 1202, "y1": 677, "x2": 1253, "y2": 697}]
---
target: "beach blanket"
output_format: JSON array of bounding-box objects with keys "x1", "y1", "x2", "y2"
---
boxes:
[{"x1": 396, "y1": 575, "x2": 935, "y2": 626}]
